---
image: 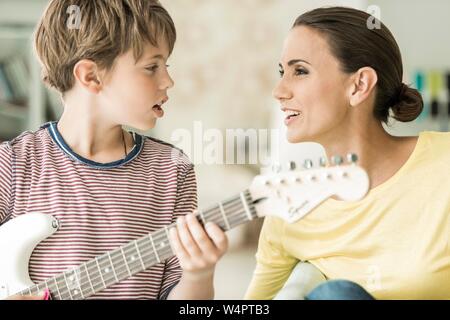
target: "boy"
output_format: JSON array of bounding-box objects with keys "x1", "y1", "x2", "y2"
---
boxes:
[{"x1": 0, "y1": 0, "x2": 228, "y2": 300}]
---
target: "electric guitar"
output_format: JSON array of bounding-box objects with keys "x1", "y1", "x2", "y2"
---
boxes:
[{"x1": 0, "y1": 155, "x2": 369, "y2": 300}]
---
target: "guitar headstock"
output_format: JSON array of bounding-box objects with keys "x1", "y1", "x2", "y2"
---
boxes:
[{"x1": 249, "y1": 154, "x2": 369, "y2": 223}]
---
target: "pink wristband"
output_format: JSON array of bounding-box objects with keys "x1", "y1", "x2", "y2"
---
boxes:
[{"x1": 43, "y1": 289, "x2": 51, "y2": 300}]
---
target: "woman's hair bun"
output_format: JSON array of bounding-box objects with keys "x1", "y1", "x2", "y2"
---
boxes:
[{"x1": 391, "y1": 83, "x2": 424, "y2": 122}]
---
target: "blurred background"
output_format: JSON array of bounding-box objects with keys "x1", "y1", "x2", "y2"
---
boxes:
[{"x1": 0, "y1": 0, "x2": 449, "y2": 299}]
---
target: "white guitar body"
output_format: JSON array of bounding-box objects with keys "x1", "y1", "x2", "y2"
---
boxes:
[
  {"x1": 0, "y1": 157, "x2": 369, "y2": 299},
  {"x1": 0, "y1": 213, "x2": 59, "y2": 299}
]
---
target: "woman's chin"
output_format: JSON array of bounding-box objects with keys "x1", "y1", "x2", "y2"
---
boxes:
[{"x1": 286, "y1": 130, "x2": 306, "y2": 143}]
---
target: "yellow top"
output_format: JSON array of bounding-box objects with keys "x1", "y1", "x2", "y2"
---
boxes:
[{"x1": 245, "y1": 131, "x2": 450, "y2": 300}]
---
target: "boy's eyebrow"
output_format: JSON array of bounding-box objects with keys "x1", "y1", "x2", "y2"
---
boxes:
[{"x1": 145, "y1": 54, "x2": 165, "y2": 61}]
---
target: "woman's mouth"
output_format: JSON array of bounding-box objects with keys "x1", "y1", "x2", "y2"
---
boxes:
[{"x1": 284, "y1": 110, "x2": 302, "y2": 126}]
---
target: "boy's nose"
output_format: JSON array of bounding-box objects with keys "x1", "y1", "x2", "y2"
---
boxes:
[{"x1": 160, "y1": 73, "x2": 175, "y2": 90}]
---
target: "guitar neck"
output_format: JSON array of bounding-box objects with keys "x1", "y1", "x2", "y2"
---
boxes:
[{"x1": 17, "y1": 190, "x2": 257, "y2": 300}]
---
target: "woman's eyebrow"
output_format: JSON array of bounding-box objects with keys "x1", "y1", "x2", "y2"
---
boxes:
[
  {"x1": 279, "y1": 59, "x2": 311, "y2": 68},
  {"x1": 287, "y1": 59, "x2": 311, "y2": 66},
  {"x1": 278, "y1": 59, "x2": 311, "y2": 70}
]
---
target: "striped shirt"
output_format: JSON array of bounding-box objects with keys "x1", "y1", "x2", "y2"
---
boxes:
[{"x1": 0, "y1": 121, "x2": 197, "y2": 299}]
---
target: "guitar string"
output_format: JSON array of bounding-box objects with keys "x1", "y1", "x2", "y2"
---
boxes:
[
  {"x1": 21, "y1": 194, "x2": 256, "y2": 299},
  {"x1": 31, "y1": 207, "x2": 251, "y2": 300}
]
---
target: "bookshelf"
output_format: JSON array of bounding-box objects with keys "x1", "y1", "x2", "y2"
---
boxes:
[{"x1": 0, "y1": 23, "x2": 51, "y2": 141}]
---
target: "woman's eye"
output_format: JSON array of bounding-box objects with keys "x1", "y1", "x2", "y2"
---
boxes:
[
  {"x1": 295, "y1": 68, "x2": 308, "y2": 76},
  {"x1": 278, "y1": 70, "x2": 284, "y2": 77}
]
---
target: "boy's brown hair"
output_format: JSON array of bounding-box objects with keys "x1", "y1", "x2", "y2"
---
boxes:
[{"x1": 34, "y1": 0, "x2": 176, "y2": 93}]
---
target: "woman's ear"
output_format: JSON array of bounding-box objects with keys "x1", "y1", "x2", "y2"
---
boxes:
[
  {"x1": 348, "y1": 67, "x2": 378, "y2": 107},
  {"x1": 73, "y1": 59, "x2": 102, "y2": 94}
]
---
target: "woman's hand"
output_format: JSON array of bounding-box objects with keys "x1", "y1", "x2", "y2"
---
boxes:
[{"x1": 169, "y1": 211, "x2": 228, "y2": 280}]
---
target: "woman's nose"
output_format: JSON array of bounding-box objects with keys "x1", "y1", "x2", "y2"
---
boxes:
[{"x1": 272, "y1": 78, "x2": 292, "y2": 101}]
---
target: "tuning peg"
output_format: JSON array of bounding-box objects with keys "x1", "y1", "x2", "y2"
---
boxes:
[
  {"x1": 260, "y1": 165, "x2": 270, "y2": 175},
  {"x1": 331, "y1": 155, "x2": 343, "y2": 165},
  {"x1": 272, "y1": 162, "x2": 281, "y2": 173},
  {"x1": 346, "y1": 153, "x2": 358, "y2": 164},
  {"x1": 303, "y1": 159, "x2": 313, "y2": 169},
  {"x1": 287, "y1": 161, "x2": 296, "y2": 171},
  {"x1": 319, "y1": 157, "x2": 327, "y2": 167}
]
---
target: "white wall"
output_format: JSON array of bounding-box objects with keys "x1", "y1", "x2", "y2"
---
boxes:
[{"x1": 372, "y1": 0, "x2": 450, "y2": 135}]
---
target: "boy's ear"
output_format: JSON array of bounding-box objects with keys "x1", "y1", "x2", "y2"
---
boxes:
[{"x1": 73, "y1": 59, "x2": 102, "y2": 94}]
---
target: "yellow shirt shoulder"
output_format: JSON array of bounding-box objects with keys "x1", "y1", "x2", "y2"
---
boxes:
[{"x1": 245, "y1": 131, "x2": 450, "y2": 299}]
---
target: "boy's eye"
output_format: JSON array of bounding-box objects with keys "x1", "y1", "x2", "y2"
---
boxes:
[
  {"x1": 146, "y1": 64, "x2": 170, "y2": 73},
  {"x1": 146, "y1": 65, "x2": 159, "y2": 72},
  {"x1": 278, "y1": 69, "x2": 284, "y2": 77}
]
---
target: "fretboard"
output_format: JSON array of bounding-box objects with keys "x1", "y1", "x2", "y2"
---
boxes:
[{"x1": 17, "y1": 190, "x2": 257, "y2": 300}]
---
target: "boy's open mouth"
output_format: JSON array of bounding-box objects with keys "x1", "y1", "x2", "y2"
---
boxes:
[{"x1": 152, "y1": 104, "x2": 164, "y2": 118}]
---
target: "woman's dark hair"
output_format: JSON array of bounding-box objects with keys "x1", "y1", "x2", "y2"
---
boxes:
[{"x1": 293, "y1": 6, "x2": 423, "y2": 123}]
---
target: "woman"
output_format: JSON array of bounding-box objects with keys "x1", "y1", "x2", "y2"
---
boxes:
[{"x1": 245, "y1": 6, "x2": 450, "y2": 300}]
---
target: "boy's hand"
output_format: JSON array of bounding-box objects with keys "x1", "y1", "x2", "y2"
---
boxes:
[
  {"x1": 6, "y1": 289, "x2": 50, "y2": 300},
  {"x1": 169, "y1": 211, "x2": 228, "y2": 280}
]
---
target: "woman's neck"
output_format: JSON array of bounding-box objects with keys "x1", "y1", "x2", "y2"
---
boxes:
[{"x1": 318, "y1": 122, "x2": 418, "y2": 190}]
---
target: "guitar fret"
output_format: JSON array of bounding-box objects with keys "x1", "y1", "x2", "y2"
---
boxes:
[
  {"x1": 62, "y1": 272, "x2": 74, "y2": 300},
  {"x1": 74, "y1": 270, "x2": 85, "y2": 299},
  {"x1": 75, "y1": 263, "x2": 91, "y2": 299},
  {"x1": 43, "y1": 280, "x2": 55, "y2": 300},
  {"x1": 218, "y1": 202, "x2": 231, "y2": 230},
  {"x1": 35, "y1": 285, "x2": 41, "y2": 295},
  {"x1": 85, "y1": 259, "x2": 105, "y2": 293},
  {"x1": 95, "y1": 257, "x2": 107, "y2": 288},
  {"x1": 65, "y1": 269, "x2": 84, "y2": 300},
  {"x1": 53, "y1": 277, "x2": 62, "y2": 299},
  {"x1": 198, "y1": 210, "x2": 206, "y2": 224},
  {"x1": 164, "y1": 226, "x2": 171, "y2": 241},
  {"x1": 81, "y1": 269, "x2": 90, "y2": 299},
  {"x1": 121, "y1": 247, "x2": 132, "y2": 277},
  {"x1": 123, "y1": 242, "x2": 144, "y2": 274},
  {"x1": 132, "y1": 238, "x2": 151, "y2": 267},
  {"x1": 107, "y1": 252, "x2": 119, "y2": 282},
  {"x1": 52, "y1": 275, "x2": 68, "y2": 300},
  {"x1": 97, "y1": 254, "x2": 118, "y2": 288},
  {"x1": 44, "y1": 282, "x2": 49, "y2": 294},
  {"x1": 221, "y1": 200, "x2": 246, "y2": 228},
  {"x1": 84, "y1": 264, "x2": 95, "y2": 294},
  {"x1": 153, "y1": 229, "x2": 173, "y2": 262},
  {"x1": 148, "y1": 234, "x2": 160, "y2": 263},
  {"x1": 112, "y1": 248, "x2": 135, "y2": 279},
  {"x1": 134, "y1": 240, "x2": 146, "y2": 270},
  {"x1": 15, "y1": 190, "x2": 259, "y2": 300},
  {"x1": 240, "y1": 192, "x2": 253, "y2": 221},
  {"x1": 244, "y1": 192, "x2": 257, "y2": 217}
]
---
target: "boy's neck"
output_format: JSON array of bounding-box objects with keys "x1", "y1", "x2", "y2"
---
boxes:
[{"x1": 57, "y1": 96, "x2": 134, "y2": 163}]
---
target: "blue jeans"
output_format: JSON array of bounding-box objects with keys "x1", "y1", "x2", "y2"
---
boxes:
[{"x1": 305, "y1": 280, "x2": 375, "y2": 300}]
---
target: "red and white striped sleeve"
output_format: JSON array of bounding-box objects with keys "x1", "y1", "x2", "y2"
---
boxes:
[{"x1": 0, "y1": 142, "x2": 12, "y2": 225}]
